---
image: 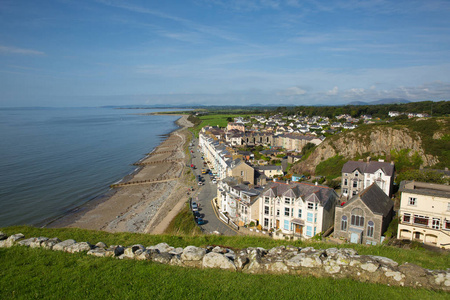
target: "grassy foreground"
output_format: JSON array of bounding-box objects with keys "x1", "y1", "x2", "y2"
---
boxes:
[{"x1": 1, "y1": 246, "x2": 448, "y2": 299}]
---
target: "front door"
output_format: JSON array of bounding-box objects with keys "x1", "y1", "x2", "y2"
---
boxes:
[
  {"x1": 350, "y1": 232, "x2": 360, "y2": 244},
  {"x1": 295, "y1": 224, "x2": 302, "y2": 234},
  {"x1": 276, "y1": 220, "x2": 280, "y2": 229}
]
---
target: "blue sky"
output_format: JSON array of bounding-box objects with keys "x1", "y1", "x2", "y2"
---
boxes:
[{"x1": 1, "y1": 0, "x2": 450, "y2": 107}]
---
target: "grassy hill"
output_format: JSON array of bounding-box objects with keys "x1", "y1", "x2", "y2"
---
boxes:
[{"x1": 1, "y1": 226, "x2": 449, "y2": 299}]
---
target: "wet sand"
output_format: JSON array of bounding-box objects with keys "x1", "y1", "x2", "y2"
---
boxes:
[{"x1": 48, "y1": 115, "x2": 194, "y2": 233}]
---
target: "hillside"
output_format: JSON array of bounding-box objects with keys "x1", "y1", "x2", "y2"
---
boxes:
[{"x1": 292, "y1": 117, "x2": 450, "y2": 175}]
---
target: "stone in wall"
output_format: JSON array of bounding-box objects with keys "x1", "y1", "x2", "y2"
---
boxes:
[{"x1": 2, "y1": 232, "x2": 449, "y2": 291}]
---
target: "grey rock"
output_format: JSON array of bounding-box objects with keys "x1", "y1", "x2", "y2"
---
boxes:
[
  {"x1": 181, "y1": 246, "x2": 206, "y2": 261},
  {"x1": 87, "y1": 248, "x2": 108, "y2": 257},
  {"x1": 153, "y1": 252, "x2": 173, "y2": 264},
  {"x1": 95, "y1": 242, "x2": 107, "y2": 249},
  {"x1": 266, "y1": 261, "x2": 289, "y2": 274},
  {"x1": 18, "y1": 238, "x2": 37, "y2": 247},
  {"x1": 41, "y1": 238, "x2": 61, "y2": 250},
  {"x1": 30, "y1": 237, "x2": 49, "y2": 248},
  {"x1": 2, "y1": 233, "x2": 25, "y2": 247},
  {"x1": 369, "y1": 255, "x2": 398, "y2": 268},
  {"x1": 203, "y1": 252, "x2": 237, "y2": 271},
  {"x1": 65, "y1": 242, "x2": 92, "y2": 253},
  {"x1": 169, "y1": 247, "x2": 184, "y2": 256},
  {"x1": 52, "y1": 239, "x2": 76, "y2": 251},
  {"x1": 148, "y1": 243, "x2": 174, "y2": 253}
]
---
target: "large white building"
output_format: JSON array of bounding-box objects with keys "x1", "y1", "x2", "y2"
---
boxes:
[
  {"x1": 397, "y1": 181, "x2": 450, "y2": 249},
  {"x1": 217, "y1": 177, "x2": 262, "y2": 226},
  {"x1": 259, "y1": 181, "x2": 338, "y2": 240},
  {"x1": 341, "y1": 159, "x2": 395, "y2": 198}
]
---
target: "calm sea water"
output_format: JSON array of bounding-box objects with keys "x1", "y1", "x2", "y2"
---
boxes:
[{"x1": 0, "y1": 107, "x2": 181, "y2": 227}]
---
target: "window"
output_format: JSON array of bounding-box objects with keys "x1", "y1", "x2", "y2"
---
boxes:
[
  {"x1": 307, "y1": 212, "x2": 313, "y2": 223},
  {"x1": 264, "y1": 197, "x2": 270, "y2": 204},
  {"x1": 314, "y1": 214, "x2": 317, "y2": 223},
  {"x1": 344, "y1": 179, "x2": 348, "y2": 185},
  {"x1": 298, "y1": 209, "x2": 302, "y2": 218},
  {"x1": 264, "y1": 206, "x2": 269, "y2": 215},
  {"x1": 264, "y1": 218, "x2": 269, "y2": 227},
  {"x1": 367, "y1": 221, "x2": 374, "y2": 237},
  {"x1": 445, "y1": 219, "x2": 450, "y2": 230},
  {"x1": 403, "y1": 213, "x2": 411, "y2": 223},
  {"x1": 315, "y1": 203, "x2": 318, "y2": 210},
  {"x1": 413, "y1": 215, "x2": 429, "y2": 226},
  {"x1": 343, "y1": 188, "x2": 348, "y2": 194},
  {"x1": 285, "y1": 197, "x2": 291, "y2": 205},
  {"x1": 306, "y1": 226, "x2": 312, "y2": 237},
  {"x1": 352, "y1": 191, "x2": 357, "y2": 196},
  {"x1": 432, "y1": 218, "x2": 440, "y2": 229},
  {"x1": 284, "y1": 207, "x2": 290, "y2": 217},
  {"x1": 276, "y1": 209, "x2": 280, "y2": 217},
  {"x1": 307, "y1": 202, "x2": 314, "y2": 210},
  {"x1": 284, "y1": 220, "x2": 290, "y2": 230},
  {"x1": 351, "y1": 208, "x2": 364, "y2": 227},
  {"x1": 366, "y1": 180, "x2": 370, "y2": 187},
  {"x1": 241, "y1": 171, "x2": 244, "y2": 176},
  {"x1": 341, "y1": 216, "x2": 348, "y2": 231},
  {"x1": 355, "y1": 172, "x2": 359, "y2": 177},
  {"x1": 408, "y1": 197, "x2": 417, "y2": 206},
  {"x1": 353, "y1": 181, "x2": 358, "y2": 188}
]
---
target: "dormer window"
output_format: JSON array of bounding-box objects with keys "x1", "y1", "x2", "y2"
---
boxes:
[{"x1": 355, "y1": 172, "x2": 358, "y2": 177}]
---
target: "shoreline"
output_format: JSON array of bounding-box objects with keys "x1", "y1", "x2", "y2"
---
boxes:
[{"x1": 46, "y1": 114, "x2": 194, "y2": 233}]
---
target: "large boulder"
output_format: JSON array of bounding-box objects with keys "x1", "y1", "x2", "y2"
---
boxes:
[
  {"x1": 202, "y1": 252, "x2": 236, "y2": 271},
  {"x1": 65, "y1": 242, "x2": 92, "y2": 253},
  {"x1": 148, "y1": 243, "x2": 174, "y2": 253},
  {"x1": 41, "y1": 238, "x2": 61, "y2": 250},
  {"x1": 181, "y1": 246, "x2": 206, "y2": 268},
  {"x1": 53, "y1": 239, "x2": 76, "y2": 251},
  {"x1": 0, "y1": 233, "x2": 25, "y2": 248}
]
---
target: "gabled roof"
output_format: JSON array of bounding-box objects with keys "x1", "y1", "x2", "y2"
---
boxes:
[
  {"x1": 262, "y1": 181, "x2": 336, "y2": 206},
  {"x1": 345, "y1": 183, "x2": 393, "y2": 216},
  {"x1": 342, "y1": 160, "x2": 395, "y2": 177}
]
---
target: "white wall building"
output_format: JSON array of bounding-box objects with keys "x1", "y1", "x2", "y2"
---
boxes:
[
  {"x1": 259, "y1": 181, "x2": 338, "y2": 240},
  {"x1": 397, "y1": 181, "x2": 450, "y2": 249}
]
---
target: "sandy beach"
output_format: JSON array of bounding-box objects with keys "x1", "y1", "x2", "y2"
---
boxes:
[{"x1": 48, "y1": 114, "x2": 194, "y2": 234}]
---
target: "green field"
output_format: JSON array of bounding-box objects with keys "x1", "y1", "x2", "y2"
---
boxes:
[
  {"x1": 190, "y1": 114, "x2": 250, "y2": 136},
  {"x1": 1, "y1": 227, "x2": 449, "y2": 299}
]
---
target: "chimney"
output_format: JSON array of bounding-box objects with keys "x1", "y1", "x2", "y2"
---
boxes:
[
  {"x1": 367, "y1": 156, "x2": 371, "y2": 162},
  {"x1": 390, "y1": 161, "x2": 394, "y2": 165},
  {"x1": 315, "y1": 181, "x2": 318, "y2": 186}
]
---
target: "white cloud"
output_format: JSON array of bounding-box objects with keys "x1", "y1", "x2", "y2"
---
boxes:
[
  {"x1": 0, "y1": 45, "x2": 44, "y2": 56},
  {"x1": 326, "y1": 86, "x2": 339, "y2": 95}
]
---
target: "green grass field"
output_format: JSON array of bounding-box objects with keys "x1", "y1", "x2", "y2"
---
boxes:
[
  {"x1": 1, "y1": 226, "x2": 449, "y2": 299},
  {"x1": 190, "y1": 114, "x2": 251, "y2": 136}
]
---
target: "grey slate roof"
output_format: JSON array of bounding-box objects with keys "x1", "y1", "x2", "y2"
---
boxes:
[
  {"x1": 263, "y1": 181, "x2": 335, "y2": 206},
  {"x1": 342, "y1": 160, "x2": 395, "y2": 177},
  {"x1": 345, "y1": 183, "x2": 393, "y2": 217},
  {"x1": 399, "y1": 181, "x2": 450, "y2": 198}
]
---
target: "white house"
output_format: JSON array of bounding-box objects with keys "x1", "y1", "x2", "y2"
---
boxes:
[{"x1": 259, "y1": 181, "x2": 338, "y2": 240}]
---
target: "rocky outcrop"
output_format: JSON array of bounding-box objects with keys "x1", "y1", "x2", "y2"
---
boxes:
[
  {"x1": 292, "y1": 126, "x2": 439, "y2": 175},
  {"x1": 1, "y1": 232, "x2": 449, "y2": 291}
]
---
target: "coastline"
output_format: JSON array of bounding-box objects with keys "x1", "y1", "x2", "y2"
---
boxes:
[{"x1": 46, "y1": 115, "x2": 194, "y2": 233}]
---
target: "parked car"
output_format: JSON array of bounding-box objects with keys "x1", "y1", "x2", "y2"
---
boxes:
[
  {"x1": 192, "y1": 202, "x2": 198, "y2": 211},
  {"x1": 193, "y1": 211, "x2": 201, "y2": 219},
  {"x1": 197, "y1": 218, "x2": 205, "y2": 225},
  {"x1": 198, "y1": 181, "x2": 203, "y2": 186},
  {"x1": 212, "y1": 179, "x2": 217, "y2": 184}
]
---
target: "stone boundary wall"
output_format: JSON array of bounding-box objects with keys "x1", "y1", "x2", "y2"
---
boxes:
[{"x1": 1, "y1": 232, "x2": 449, "y2": 291}]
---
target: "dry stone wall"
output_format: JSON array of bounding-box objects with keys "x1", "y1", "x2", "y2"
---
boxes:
[{"x1": 1, "y1": 232, "x2": 449, "y2": 291}]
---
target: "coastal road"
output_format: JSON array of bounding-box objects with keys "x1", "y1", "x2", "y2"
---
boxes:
[{"x1": 189, "y1": 138, "x2": 238, "y2": 236}]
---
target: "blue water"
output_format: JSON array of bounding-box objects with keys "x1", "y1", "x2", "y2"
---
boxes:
[{"x1": 0, "y1": 107, "x2": 181, "y2": 227}]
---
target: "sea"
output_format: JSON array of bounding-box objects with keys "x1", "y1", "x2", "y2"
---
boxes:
[{"x1": 0, "y1": 107, "x2": 182, "y2": 227}]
